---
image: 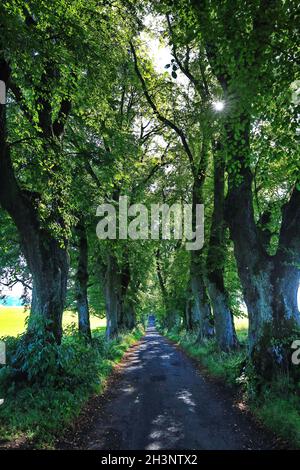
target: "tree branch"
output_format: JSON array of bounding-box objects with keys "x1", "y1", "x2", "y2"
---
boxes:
[
  {"x1": 277, "y1": 182, "x2": 300, "y2": 262},
  {"x1": 130, "y1": 41, "x2": 196, "y2": 178},
  {"x1": 8, "y1": 81, "x2": 37, "y2": 128},
  {"x1": 52, "y1": 98, "x2": 72, "y2": 139},
  {"x1": 166, "y1": 13, "x2": 207, "y2": 98}
]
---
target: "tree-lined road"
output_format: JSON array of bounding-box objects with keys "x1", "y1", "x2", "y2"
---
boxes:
[{"x1": 61, "y1": 327, "x2": 277, "y2": 450}]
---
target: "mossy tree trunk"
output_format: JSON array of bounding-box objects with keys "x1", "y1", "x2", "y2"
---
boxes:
[
  {"x1": 225, "y1": 115, "x2": 300, "y2": 377},
  {"x1": 190, "y1": 176, "x2": 214, "y2": 340},
  {"x1": 75, "y1": 218, "x2": 91, "y2": 340},
  {"x1": 104, "y1": 253, "x2": 120, "y2": 340},
  {"x1": 206, "y1": 144, "x2": 239, "y2": 351},
  {"x1": 118, "y1": 252, "x2": 136, "y2": 331}
]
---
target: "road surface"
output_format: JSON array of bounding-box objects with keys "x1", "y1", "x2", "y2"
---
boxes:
[{"x1": 59, "y1": 327, "x2": 278, "y2": 450}]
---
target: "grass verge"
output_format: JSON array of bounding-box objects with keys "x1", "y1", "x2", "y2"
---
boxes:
[
  {"x1": 0, "y1": 326, "x2": 143, "y2": 448},
  {"x1": 0, "y1": 306, "x2": 106, "y2": 337},
  {"x1": 160, "y1": 325, "x2": 300, "y2": 449}
]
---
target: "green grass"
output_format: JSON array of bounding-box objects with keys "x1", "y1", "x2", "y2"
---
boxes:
[
  {"x1": 0, "y1": 325, "x2": 143, "y2": 448},
  {"x1": 160, "y1": 319, "x2": 300, "y2": 449},
  {"x1": 234, "y1": 316, "x2": 248, "y2": 343},
  {"x1": 255, "y1": 397, "x2": 300, "y2": 446},
  {"x1": 0, "y1": 306, "x2": 106, "y2": 337}
]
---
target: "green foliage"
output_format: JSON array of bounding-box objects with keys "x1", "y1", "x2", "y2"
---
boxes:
[
  {"x1": 255, "y1": 394, "x2": 300, "y2": 448},
  {"x1": 0, "y1": 0, "x2": 299, "y2": 450},
  {"x1": 0, "y1": 210, "x2": 31, "y2": 305}
]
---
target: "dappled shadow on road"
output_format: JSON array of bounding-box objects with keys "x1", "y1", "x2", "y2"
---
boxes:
[{"x1": 58, "y1": 327, "x2": 279, "y2": 450}]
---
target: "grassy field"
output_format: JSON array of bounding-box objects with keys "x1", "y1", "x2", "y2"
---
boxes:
[
  {"x1": 0, "y1": 306, "x2": 106, "y2": 337},
  {"x1": 234, "y1": 316, "x2": 248, "y2": 342}
]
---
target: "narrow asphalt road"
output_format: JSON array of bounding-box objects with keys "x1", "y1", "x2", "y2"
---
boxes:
[{"x1": 60, "y1": 327, "x2": 279, "y2": 450}]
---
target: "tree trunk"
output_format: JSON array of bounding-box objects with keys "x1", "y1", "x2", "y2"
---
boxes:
[
  {"x1": 0, "y1": 58, "x2": 70, "y2": 344},
  {"x1": 190, "y1": 175, "x2": 214, "y2": 339},
  {"x1": 118, "y1": 253, "x2": 136, "y2": 331},
  {"x1": 121, "y1": 298, "x2": 136, "y2": 330},
  {"x1": 75, "y1": 219, "x2": 91, "y2": 340},
  {"x1": 206, "y1": 280, "x2": 238, "y2": 351},
  {"x1": 206, "y1": 144, "x2": 238, "y2": 351},
  {"x1": 184, "y1": 287, "x2": 193, "y2": 331},
  {"x1": 225, "y1": 115, "x2": 300, "y2": 378},
  {"x1": 0, "y1": 123, "x2": 68, "y2": 343},
  {"x1": 26, "y1": 232, "x2": 69, "y2": 344},
  {"x1": 104, "y1": 253, "x2": 120, "y2": 339},
  {"x1": 190, "y1": 263, "x2": 214, "y2": 339},
  {"x1": 156, "y1": 248, "x2": 176, "y2": 329}
]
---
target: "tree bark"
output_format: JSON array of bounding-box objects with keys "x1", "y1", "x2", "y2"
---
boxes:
[
  {"x1": 117, "y1": 253, "x2": 136, "y2": 331},
  {"x1": 104, "y1": 253, "x2": 120, "y2": 339},
  {"x1": 190, "y1": 175, "x2": 214, "y2": 339},
  {"x1": 156, "y1": 248, "x2": 177, "y2": 329},
  {"x1": 26, "y1": 232, "x2": 69, "y2": 344},
  {"x1": 190, "y1": 262, "x2": 214, "y2": 339},
  {"x1": 121, "y1": 297, "x2": 136, "y2": 331},
  {"x1": 206, "y1": 145, "x2": 238, "y2": 351},
  {"x1": 184, "y1": 286, "x2": 193, "y2": 331},
  {"x1": 75, "y1": 219, "x2": 91, "y2": 340}
]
